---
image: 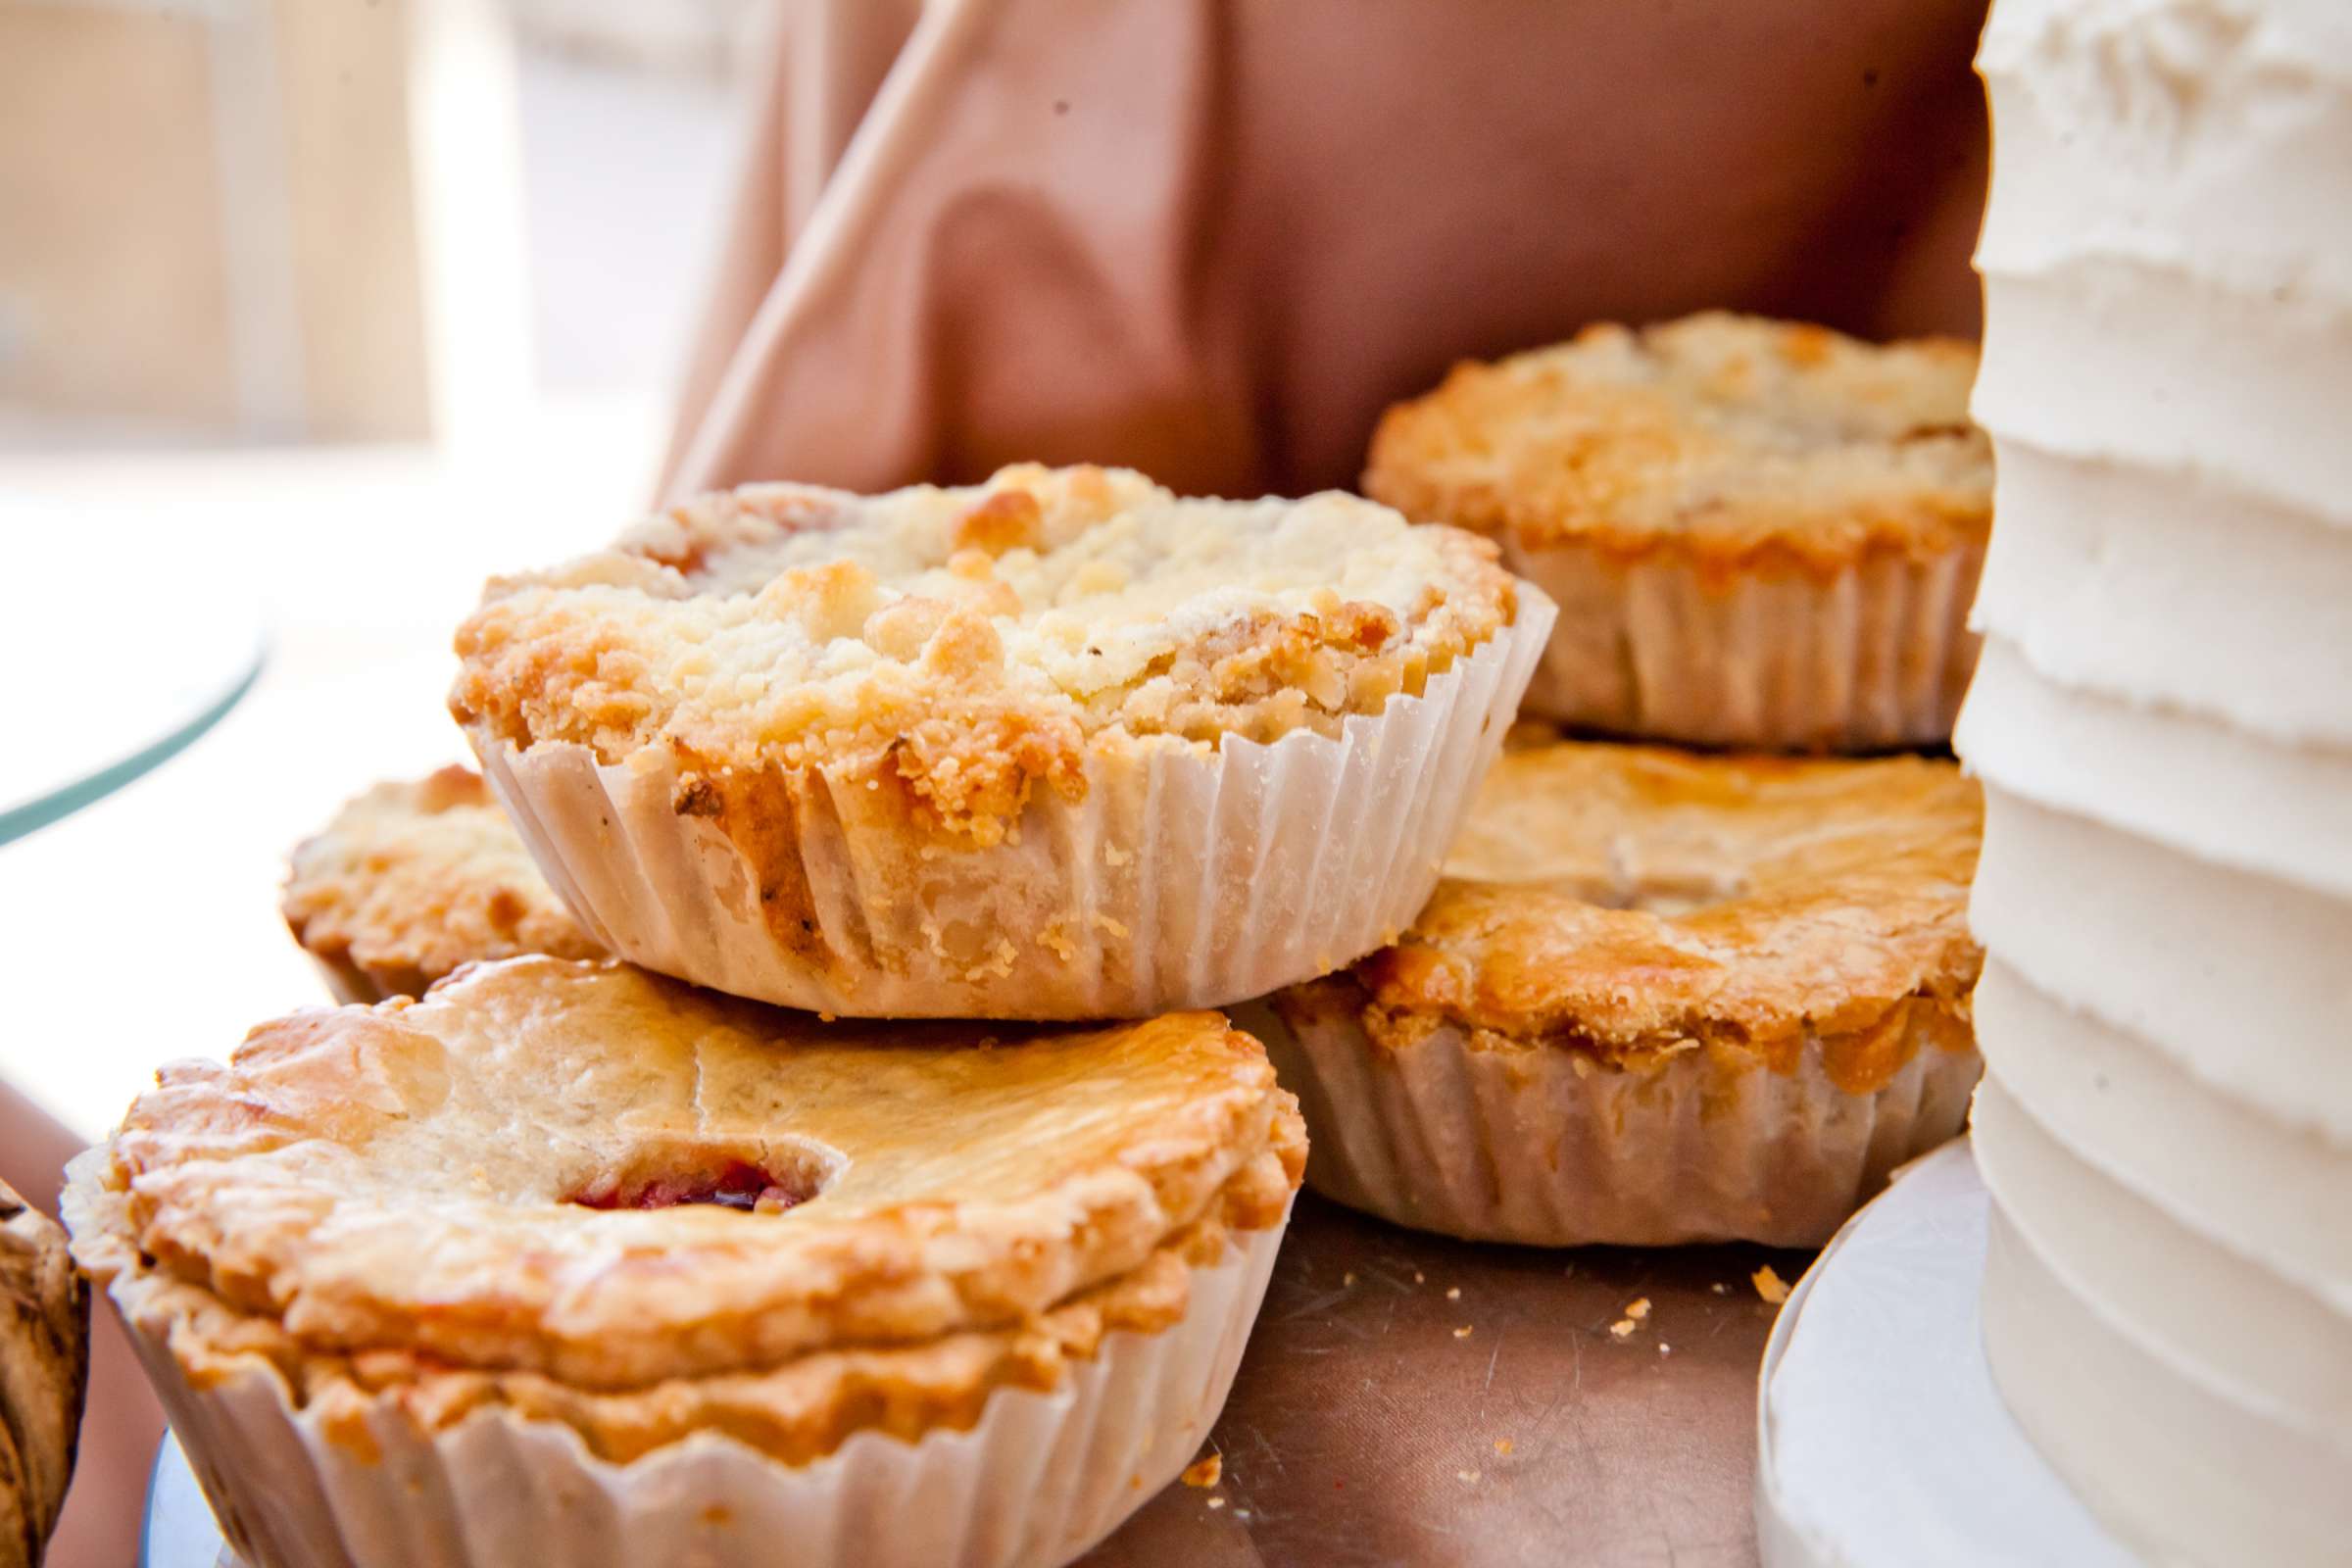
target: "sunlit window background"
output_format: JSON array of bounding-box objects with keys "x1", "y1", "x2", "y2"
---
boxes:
[{"x1": 1, "y1": 0, "x2": 773, "y2": 1138}]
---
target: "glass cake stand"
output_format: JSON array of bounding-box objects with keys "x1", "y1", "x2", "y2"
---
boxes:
[{"x1": 0, "y1": 520, "x2": 266, "y2": 847}]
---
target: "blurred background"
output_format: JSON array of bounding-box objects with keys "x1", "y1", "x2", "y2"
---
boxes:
[
  {"x1": 3, "y1": 0, "x2": 760, "y2": 452},
  {"x1": 2, "y1": 0, "x2": 776, "y2": 1140}
]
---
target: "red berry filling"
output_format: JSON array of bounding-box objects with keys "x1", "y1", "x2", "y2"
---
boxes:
[{"x1": 567, "y1": 1158, "x2": 811, "y2": 1214}]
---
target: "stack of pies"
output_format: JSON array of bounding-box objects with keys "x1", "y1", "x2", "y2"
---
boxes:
[
  {"x1": 66, "y1": 466, "x2": 1545, "y2": 1568},
  {"x1": 64, "y1": 316, "x2": 1990, "y2": 1567},
  {"x1": 71, "y1": 962, "x2": 1301, "y2": 1568},
  {"x1": 1298, "y1": 312, "x2": 1990, "y2": 1246}
]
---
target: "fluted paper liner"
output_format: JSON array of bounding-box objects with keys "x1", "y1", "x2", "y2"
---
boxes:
[
  {"x1": 120, "y1": 1220, "x2": 1286, "y2": 1568},
  {"x1": 467, "y1": 597, "x2": 1552, "y2": 1019},
  {"x1": 1245, "y1": 994, "x2": 1978, "y2": 1248},
  {"x1": 1502, "y1": 536, "x2": 1983, "y2": 752}
]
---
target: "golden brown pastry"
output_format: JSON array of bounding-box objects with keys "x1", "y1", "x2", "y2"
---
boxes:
[
  {"x1": 66, "y1": 958, "x2": 1303, "y2": 1568},
  {"x1": 1253, "y1": 736, "x2": 1984, "y2": 1246},
  {"x1": 1366, "y1": 312, "x2": 1990, "y2": 751},
  {"x1": 450, "y1": 463, "x2": 1549, "y2": 1019}
]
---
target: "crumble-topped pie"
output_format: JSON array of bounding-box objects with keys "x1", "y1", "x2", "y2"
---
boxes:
[
  {"x1": 2, "y1": 1181, "x2": 84, "y2": 1568},
  {"x1": 281, "y1": 766, "x2": 600, "y2": 1003},
  {"x1": 451, "y1": 464, "x2": 1550, "y2": 1018},
  {"x1": 66, "y1": 958, "x2": 1303, "y2": 1568},
  {"x1": 1364, "y1": 313, "x2": 1989, "y2": 751},
  {"x1": 1249, "y1": 736, "x2": 1984, "y2": 1246}
]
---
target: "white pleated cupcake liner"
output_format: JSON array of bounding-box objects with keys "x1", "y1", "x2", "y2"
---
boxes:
[
  {"x1": 122, "y1": 1218, "x2": 1286, "y2": 1568},
  {"x1": 1498, "y1": 534, "x2": 1983, "y2": 752},
  {"x1": 467, "y1": 598, "x2": 1552, "y2": 1019},
  {"x1": 1244, "y1": 994, "x2": 1979, "y2": 1248}
]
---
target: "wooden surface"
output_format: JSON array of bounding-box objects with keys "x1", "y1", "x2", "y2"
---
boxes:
[{"x1": 146, "y1": 1193, "x2": 1800, "y2": 1568}]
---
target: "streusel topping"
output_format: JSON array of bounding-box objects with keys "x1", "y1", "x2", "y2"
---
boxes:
[
  {"x1": 453, "y1": 465, "x2": 1517, "y2": 841},
  {"x1": 282, "y1": 767, "x2": 599, "y2": 999},
  {"x1": 1364, "y1": 313, "x2": 1989, "y2": 565},
  {"x1": 91, "y1": 958, "x2": 1301, "y2": 1389}
]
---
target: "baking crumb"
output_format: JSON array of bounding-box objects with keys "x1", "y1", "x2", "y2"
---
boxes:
[
  {"x1": 1659, "y1": 1343, "x2": 1673, "y2": 1355},
  {"x1": 1181, "y1": 1454, "x2": 1222, "y2": 1488},
  {"x1": 1752, "y1": 1265, "x2": 1791, "y2": 1304},
  {"x1": 1343, "y1": 1271, "x2": 1357, "y2": 1287},
  {"x1": 1414, "y1": 1270, "x2": 1426, "y2": 1285},
  {"x1": 1609, "y1": 1318, "x2": 1637, "y2": 1339},
  {"x1": 1446, "y1": 1286, "x2": 1461, "y2": 1300},
  {"x1": 1457, "y1": 1469, "x2": 1482, "y2": 1484},
  {"x1": 1625, "y1": 1297, "x2": 1651, "y2": 1321},
  {"x1": 1206, "y1": 1497, "x2": 1226, "y2": 1511},
  {"x1": 1494, "y1": 1439, "x2": 1514, "y2": 1456},
  {"x1": 1453, "y1": 1325, "x2": 1474, "y2": 1339},
  {"x1": 1711, "y1": 1282, "x2": 1729, "y2": 1295}
]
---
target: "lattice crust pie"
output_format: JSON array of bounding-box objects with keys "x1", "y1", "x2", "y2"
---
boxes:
[
  {"x1": 66, "y1": 959, "x2": 1303, "y2": 1568},
  {"x1": 282, "y1": 766, "x2": 600, "y2": 1003},
  {"x1": 1365, "y1": 313, "x2": 1991, "y2": 751},
  {"x1": 451, "y1": 464, "x2": 1550, "y2": 1019},
  {"x1": 1250, "y1": 736, "x2": 1984, "y2": 1246},
  {"x1": 2, "y1": 1181, "x2": 85, "y2": 1568}
]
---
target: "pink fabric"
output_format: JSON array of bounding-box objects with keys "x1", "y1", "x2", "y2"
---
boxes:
[{"x1": 663, "y1": 0, "x2": 1989, "y2": 502}]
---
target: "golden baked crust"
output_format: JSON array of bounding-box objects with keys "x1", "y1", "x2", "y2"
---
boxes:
[
  {"x1": 74, "y1": 958, "x2": 1301, "y2": 1392},
  {"x1": 1, "y1": 1181, "x2": 85, "y2": 1568},
  {"x1": 70, "y1": 1145, "x2": 1296, "y2": 1467},
  {"x1": 451, "y1": 464, "x2": 1519, "y2": 846},
  {"x1": 1278, "y1": 738, "x2": 1983, "y2": 1085},
  {"x1": 1364, "y1": 313, "x2": 1990, "y2": 572},
  {"x1": 282, "y1": 767, "x2": 601, "y2": 1001}
]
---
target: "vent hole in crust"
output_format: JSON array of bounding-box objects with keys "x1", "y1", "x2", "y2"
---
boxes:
[{"x1": 564, "y1": 1140, "x2": 833, "y2": 1215}]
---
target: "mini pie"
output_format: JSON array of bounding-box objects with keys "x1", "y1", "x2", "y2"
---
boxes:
[
  {"x1": 1364, "y1": 312, "x2": 1990, "y2": 751},
  {"x1": 1250, "y1": 736, "x2": 1984, "y2": 1246},
  {"x1": 451, "y1": 463, "x2": 1550, "y2": 1019},
  {"x1": 1, "y1": 1181, "x2": 84, "y2": 1568},
  {"x1": 282, "y1": 766, "x2": 600, "y2": 1003},
  {"x1": 66, "y1": 958, "x2": 1304, "y2": 1568}
]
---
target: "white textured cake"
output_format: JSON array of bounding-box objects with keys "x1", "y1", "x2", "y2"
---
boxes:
[{"x1": 1964, "y1": 1, "x2": 2352, "y2": 1562}]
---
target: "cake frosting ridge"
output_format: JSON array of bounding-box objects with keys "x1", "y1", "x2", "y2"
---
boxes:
[
  {"x1": 1964, "y1": 1, "x2": 2352, "y2": 1561},
  {"x1": 1975, "y1": 0, "x2": 2352, "y2": 522}
]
